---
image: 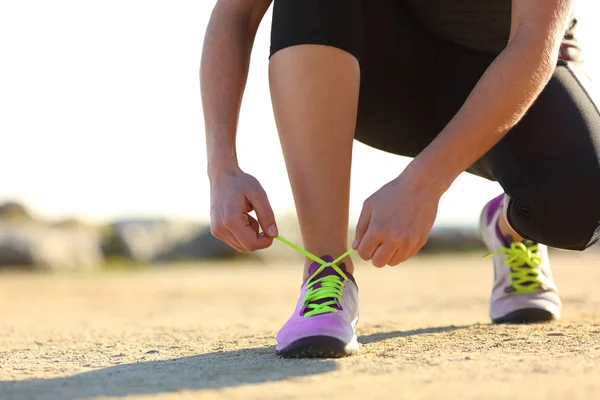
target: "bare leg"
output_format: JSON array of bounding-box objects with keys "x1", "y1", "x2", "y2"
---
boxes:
[{"x1": 269, "y1": 45, "x2": 360, "y2": 280}]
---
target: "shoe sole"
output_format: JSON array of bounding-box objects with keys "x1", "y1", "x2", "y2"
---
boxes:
[
  {"x1": 276, "y1": 335, "x2": 359, "y2": 358},
  {"x1": 493, "y1": 308, "x2": 557, "y2": 324}
]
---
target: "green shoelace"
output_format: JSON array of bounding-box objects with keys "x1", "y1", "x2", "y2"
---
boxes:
[
  {"x1": 485, "y1": 241, "x2": 544, "y2": 295},
  {"x1": 273, "y1": 235, "x2": 354, "y2": 318}
]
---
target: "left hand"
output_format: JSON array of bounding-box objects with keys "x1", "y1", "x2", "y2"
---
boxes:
[{"x1": 352, "y1": 171, "x2": 442, "y2": 267}]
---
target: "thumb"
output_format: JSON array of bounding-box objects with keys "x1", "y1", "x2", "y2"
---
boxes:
[
  {"x1": 353, "y1": 204, "x2": 372, "y2": 250},
  {"x1": 247, "y1": 188, "x2": 278, "y2": 237}
]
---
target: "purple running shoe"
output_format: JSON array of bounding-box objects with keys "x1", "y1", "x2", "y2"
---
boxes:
[{"x1": 276, "y1": 255, "x2": 359, "y2": 358}]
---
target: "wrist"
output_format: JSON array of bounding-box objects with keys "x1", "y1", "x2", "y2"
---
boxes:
[
  {"x1": 207, "y1": 149, "x2": 240, "y2": 180},
  {"x1": 401, "y1": 155, "x2": 460, "y2": 198}
]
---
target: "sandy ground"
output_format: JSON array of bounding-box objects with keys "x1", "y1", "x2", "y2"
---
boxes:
[{"x1": 1, "y1": 253, "x2": 599, "y2": 400}]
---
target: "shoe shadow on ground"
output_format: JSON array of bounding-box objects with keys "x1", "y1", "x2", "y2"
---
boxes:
[
  {"x1": 1, "y1": 345, "x2": 336, "y2": 400},
  {"x1": 1, "y1": 325, "x2": 470, "y2": 400},
  {"x1": 359, "y1": 325, "x2": 472, "y2": 345}
]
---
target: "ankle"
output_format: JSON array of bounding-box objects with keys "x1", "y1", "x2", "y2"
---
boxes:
[{"x1": 497, "y1": 205, "x2": 524, "y2": 243}]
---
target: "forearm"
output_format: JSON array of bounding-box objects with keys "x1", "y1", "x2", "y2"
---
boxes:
[
  {"x1": 407, "y1": 39, "x2": 558, "y2": 194},
  {"x1": 407, "y1": 38, "x2": 559, "y2": 194},
  {"x1": 200, "y1": 4, "x2": 261, "y2": 178}
]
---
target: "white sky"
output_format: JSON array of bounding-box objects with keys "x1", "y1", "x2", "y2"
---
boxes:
[{"x1": 0, "y1": 1, "x2": 598, "y2": 226}]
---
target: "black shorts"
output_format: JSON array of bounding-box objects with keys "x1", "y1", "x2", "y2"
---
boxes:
[{"x1": 269, "y1": 0, "x2": 600, "y2": 250}]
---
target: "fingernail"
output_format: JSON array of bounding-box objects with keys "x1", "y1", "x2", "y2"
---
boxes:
[
  {"x1": 268, "y1": 225, "x2": 278, "y2": 237},
  {"x1": 352, "y1": 240, "x2": 358, "y2": 249}
]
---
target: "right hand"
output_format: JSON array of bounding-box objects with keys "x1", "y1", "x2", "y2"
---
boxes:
[{"x1": 209, "y1": 168, "x2": 278, "y2": 253}]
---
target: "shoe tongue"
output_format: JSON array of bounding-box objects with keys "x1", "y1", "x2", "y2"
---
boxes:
[
  {"x1": 307, "y1": 255, "x2": 347, "y2": 280},
  {"x1": 304, "y1": 255, "x2": 347, "y2": 314}
]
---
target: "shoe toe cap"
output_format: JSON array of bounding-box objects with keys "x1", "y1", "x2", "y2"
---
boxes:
[{"x1": 276, "y1": 313, "x2": 355, "y2": 350}]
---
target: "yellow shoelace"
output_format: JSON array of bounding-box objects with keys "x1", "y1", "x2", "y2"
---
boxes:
[
  {"x1": 486, "y1": 241, "x2": 544, "y2": 295},
  {"x1": 272, "y1": 235, "x2": 353, "y2": 318}
]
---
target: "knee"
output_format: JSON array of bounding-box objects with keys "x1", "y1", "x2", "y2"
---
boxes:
[
  {"x1": 270, "y1": 0, "x2": 364, "y2": 61},
  {"x1": 507, "y1": 178, "x2": 600, "y2": 251}
]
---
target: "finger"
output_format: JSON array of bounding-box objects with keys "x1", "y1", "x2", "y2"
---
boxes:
[
  {"x1": 229, "y1": 214, "x2": 274, "y2": 252},
  {"x1": 229, "y1": 241, "x2": 247, "y2": 254},
  {"x1": 371, "y1": 242, "x2": 397, "y2": 268},
  {"x1": 223, "y1": 214, "x2": 253, "y2": 252},
  {"x1": 246, "y1": 188, "x2": 278, "y2": 237},
  {"x1": 389, "y1": 241, "x2": 417, "y2": 266},
  {"x1": 247, "y1": 214, "x2": 260, "y2": 233},
  {"x1": 391, "y1": 250, "x2": 412, "y2": 265},
  {"x1": 211, "y1": 224, "x2": 246, "y2": 253},
  {"x1": 247, "y1": 214, "x2": 275, "y2": 249},
  {"x1": 353, "y1": 203, "x2": 372, "y2": 249},
  {"x1": 218, "y1": 233, "x2": 247, "y2": 254},
  {"x1": 356, "y1": 230, "x2": 382, "y2": 261},
  {"x1": 227, "y1": 234, "x2": 247, "y2": 253},
  {"x1": 410, "y1": 236, "x2": 428, "y2": 258},
  {"x1": 388, "y1": 248, "x2": 404, "y2": 266}
]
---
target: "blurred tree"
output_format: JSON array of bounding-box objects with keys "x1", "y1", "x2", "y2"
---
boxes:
[{"x1": 0, "y1": 201, "x2": 33, "y2": 221}]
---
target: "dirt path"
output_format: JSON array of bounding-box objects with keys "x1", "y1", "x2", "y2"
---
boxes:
[{"x1": 1, "y1": 253, "x2": 599, "y2": 400}]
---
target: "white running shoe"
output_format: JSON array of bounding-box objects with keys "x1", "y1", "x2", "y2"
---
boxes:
[{"x1": 480, "y1": 194, "x2": 562, "y2": 323}]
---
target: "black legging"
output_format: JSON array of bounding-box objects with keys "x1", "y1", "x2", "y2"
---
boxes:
[{"x1": 269, "y1": 0, "x2": 600, "y2": 251}]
